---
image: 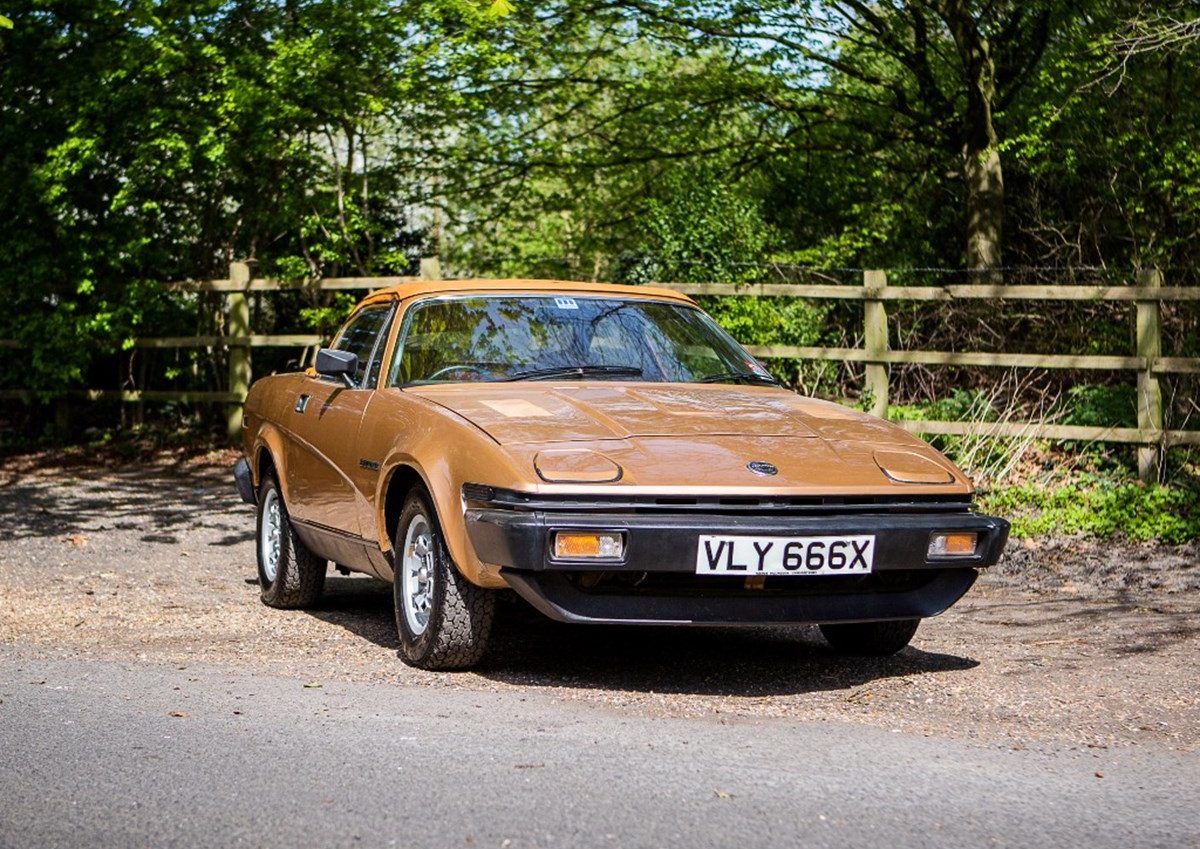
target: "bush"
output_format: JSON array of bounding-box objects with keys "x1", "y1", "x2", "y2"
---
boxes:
[
  {"x1": 1060, "y1": 384, "x2": 1137, "y2": 429},
  {"x1": 618, "y1": 173, "x2": 828, "y2": 384},
  {"x1": 981, "y1": 475, "x2": 1200, "y2": 544},
  {"x1": 696, "y1": 295, "x2": 825, "y2": 383},
  {"x1": 887, "y1": 388, "x2": 997, "y2": 423}
]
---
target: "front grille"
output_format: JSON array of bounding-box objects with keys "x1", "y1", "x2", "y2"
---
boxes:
[{"x1": 462, "y1": 483, "x2": 973, "y2": 516}]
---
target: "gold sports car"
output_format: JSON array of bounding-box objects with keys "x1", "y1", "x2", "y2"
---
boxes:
[{"x1": 233, "y1": 279, "x2": 1008, "y2": 669}]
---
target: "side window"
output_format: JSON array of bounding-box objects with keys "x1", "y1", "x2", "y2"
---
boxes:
[
  {"x1": 387, "y1": 300, "x2": 447, "y2": 386},
  {"x1": 329, "y1": 306, "x2": 391, "y2": 387}
]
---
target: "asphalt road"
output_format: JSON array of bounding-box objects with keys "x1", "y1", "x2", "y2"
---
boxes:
[{"x1": 3, "y1": 655, "x2": 1197, "y2": 849}]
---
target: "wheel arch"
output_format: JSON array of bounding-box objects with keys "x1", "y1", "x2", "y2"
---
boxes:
[
  {"x1": 251, "y1": 424, "x2": 292, "y2": 504},
  {"x1": 376, "y1": 456, "x2": 500, "y2": 588},
  {"x1": 381, "y1": 462, "x2": 429, "y2": 552}
]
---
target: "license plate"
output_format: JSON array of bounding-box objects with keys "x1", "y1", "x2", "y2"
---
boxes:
[{"x1": 696, "y1": 534, "x2": 875, "y2": 576}]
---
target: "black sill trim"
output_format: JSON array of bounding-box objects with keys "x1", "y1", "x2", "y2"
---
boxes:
[{"x1": 462, "y1": 483, "x2": 974, "y2": 516}]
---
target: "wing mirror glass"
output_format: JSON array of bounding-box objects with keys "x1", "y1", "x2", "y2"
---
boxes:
[{"x1": 315, "y1": 348, "x2": 358, "y2": 388}]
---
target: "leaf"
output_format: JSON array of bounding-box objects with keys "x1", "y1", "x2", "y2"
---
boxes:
[
  {"x1": 303, "y1": 681, "x2": 322, "y2": 689},
  {"x1": 485, "y1": 0, "x2": 515, "y2": 18},
  {"x1": 0, "y1": 14, "x2": 11, "y2": 29}
]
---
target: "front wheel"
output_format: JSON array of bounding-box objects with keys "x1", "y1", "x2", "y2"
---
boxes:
[
  {"x1": 256, "y1": 472, "x2": 326, "y2": 609},
  {"x1": 393, "y1": 487, "x2": 495, "y2": 670},
  {"x1": 819, "y1": 619, "x2": 919, "y2": 656}
]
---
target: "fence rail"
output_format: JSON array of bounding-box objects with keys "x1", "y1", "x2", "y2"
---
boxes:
[
  {"x1": 133, "y1": 334, "x2": 323, "y2": 348},
  {"x1": 675, "y1": 282, "x2": 1200, "y2": 301},
  {"x1": 5, "y1": 261, "x2": 1198, "y2": 480}
]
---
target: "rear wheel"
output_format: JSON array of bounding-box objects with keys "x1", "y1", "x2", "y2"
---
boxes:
[
  {"x1": 256, "y1": 472, "x2": 326, "y2": 609},
  {"x1": 393, "y1": 486, "x2": 495, "y2": 670},
  {"x1": 819, "y1": 619, "x2": 919, "y2": 656}
]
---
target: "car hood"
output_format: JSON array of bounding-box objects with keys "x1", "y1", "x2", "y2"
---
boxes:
[
  {"x1": 405, "y1": 383, "x2": 970, "y2": 493},
  {"x1": 406, "y1": 383, "x2": 821, "y2": 443}
]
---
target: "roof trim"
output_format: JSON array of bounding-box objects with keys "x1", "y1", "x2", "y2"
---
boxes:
[{"x1": 357, "y1": 278, "x2": 694, "y2": 308}]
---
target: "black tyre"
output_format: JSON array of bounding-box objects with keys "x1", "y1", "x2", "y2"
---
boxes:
[
  {"x1": 819, "y1": 618, "x2": 920, "y2": 656},
  {"x1": 393, "y1": 486, "x2": 495, "y2": 670},
  {"x1": 256, "y1": 471, "x2": 326, "y2": 609}
]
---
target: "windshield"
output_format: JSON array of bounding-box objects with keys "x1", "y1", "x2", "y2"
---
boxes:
[{"x1": 387, "y1": 295, "x2": 775, "y2": 386}]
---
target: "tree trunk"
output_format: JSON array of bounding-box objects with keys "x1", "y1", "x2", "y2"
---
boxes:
[
  {"x1": 963, "y1": 141, "x2": 1004, "y2": 277},
  {"x1": 943, "y1": 0, "x2": 1004, "y2": 281}
]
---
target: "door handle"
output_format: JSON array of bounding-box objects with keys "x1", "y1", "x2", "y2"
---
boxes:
[{"x1": 295, "y1": 394, "x2": 311, "y2": 413}]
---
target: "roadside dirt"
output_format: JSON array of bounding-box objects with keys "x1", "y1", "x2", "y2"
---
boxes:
[{"x1": 2, "y1": 449, "x2": 1198, "y2": 752}]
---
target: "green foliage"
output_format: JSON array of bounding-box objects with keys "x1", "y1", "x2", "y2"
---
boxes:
[
  {"x1": 615, "y1": 175, "x2": 826, "y2": 382},
  {"x1": 1002, "y1": 4, "x2": 1200, "y2": 268},
  {"x1": 624, "y1": 176, "x2": 774, "y2": 285},
  {"x1": 888, "y1": 389, "x2": 998, "y2": 424},
  {"x1": 3, "y1": 0, "x2": 1199, "y2": 426},
  {"x1": 982, "y1": 476, "x2": 1200, "y2": 544},
  {"x1": 1061, "y1": 384, "x2": 1137, "y2": 429},
  {"x1": 300, "y1": 293, "x2": 358, "y2": 337},
  {"x1": 887, "y1": 391, "x2": 1031, "y2": 486},
  {"x1": 887, "y1": 385, "x2": 1142, "y2": 484},
  {"x1": 699, "y1": 297, "x2": 822, "y2": 347},
  {"x1": 484, "y1": 0, "x2": 515, "y2": 17},
  {"x1": 0, "y1": 0, "x2": 441, "y2": 395}
]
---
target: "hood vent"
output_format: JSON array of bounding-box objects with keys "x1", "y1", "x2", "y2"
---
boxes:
[
  {"x1": 533, "y1": 449, "x2": 623, "y2": 483},
  {"x1": 873, "y1": 449, "x2": 955, "y2": 484}
]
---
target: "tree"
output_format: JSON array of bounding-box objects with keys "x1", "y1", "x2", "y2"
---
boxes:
[
  {"x1": 0, "y1": 0, "x2": 449, "y2": 392},
  {"x1": 443, "y1": 1, "x2": 1057, "y2": 274},
  {"x1": 1003, "y1": 1, "x2": 1200, "y2": 270}
]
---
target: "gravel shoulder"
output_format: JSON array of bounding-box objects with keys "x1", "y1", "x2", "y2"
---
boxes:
[{"x1": 2, "y1": 451, "x2": 1198, "y2": 752}]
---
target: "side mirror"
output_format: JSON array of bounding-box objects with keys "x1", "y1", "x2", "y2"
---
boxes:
[{"x1": 315, "y1": 348, "x2": 358, "y2": 388}]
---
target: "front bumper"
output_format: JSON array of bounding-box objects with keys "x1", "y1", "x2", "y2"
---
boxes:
[
  {"x1": 233, "y1": 457, "x2": 256, "y2": 505},
  {"x1": 464, "y1": 488, "x2": 1009, "y2": 626}
]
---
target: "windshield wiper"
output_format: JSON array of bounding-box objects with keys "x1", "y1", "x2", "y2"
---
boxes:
[
  {"x1": 692, "y1": 371, "x2": 779, "y2": 386},
  {"x1": 501, "y1": 365, "x2": 644, "y2": 382}
]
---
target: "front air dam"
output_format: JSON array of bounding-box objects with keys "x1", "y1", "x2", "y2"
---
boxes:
[{"x1": 501, "y1": 567, "x2": 979, "y2": 626}]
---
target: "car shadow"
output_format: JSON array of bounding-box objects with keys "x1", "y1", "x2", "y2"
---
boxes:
[
  {"x1": 482, "y1": 616, "x2": 979, "y2": 697},
  {"x1": 306, "y1": 575, "x2": 400, "y2": 650},
  {"x1": 305, "y1": 576, "x2": 980, "y2": 697}
]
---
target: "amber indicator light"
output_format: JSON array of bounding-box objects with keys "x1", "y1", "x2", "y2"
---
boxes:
[
  {"x1": 553, "y1": 531, "x2": 624, "y2": 560},
  {"x1": 927, "y1": 531, "x2": 979, "y2": 558}
]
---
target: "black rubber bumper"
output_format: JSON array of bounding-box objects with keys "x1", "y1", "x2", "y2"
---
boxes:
[
  {"x1": 233, "y1": 457, "x2": 256, "y2": 505},
  {"x1": 465, "y1": 508, "x2": 1009, "y2": 574},
  {"x1": 465, "y1": 505, "x2": 1008, "y2": 626}
]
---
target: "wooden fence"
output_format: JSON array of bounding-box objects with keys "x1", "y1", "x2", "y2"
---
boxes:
[{"x1": 4, "y1": 260, "x2": 1199, "y2": 481}]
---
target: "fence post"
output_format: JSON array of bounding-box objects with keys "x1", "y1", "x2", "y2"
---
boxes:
[
  {"x1": 863, "y1": 269, "x2": 889, "y2": 419},
  {"x1": 1135, "y1": 268, "x2": 1163, "y2": 482},
  {"x1": 226, "y1": 261, "x2": 252, "y2": 442},
  {"x1": 419, "y1": 256, "x2": 442, "y2": 281},
  {"x1": 54, "y1": 397, "x2": 71, "y2": 438}
]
